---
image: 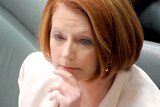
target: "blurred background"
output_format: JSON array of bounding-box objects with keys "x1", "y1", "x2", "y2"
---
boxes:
[
  {"x1": 132, "y1": 0, "x2": 160, "y2": 43},
  {"x1": 0, "y1": 0, "x2": 160, "y2": 107}
]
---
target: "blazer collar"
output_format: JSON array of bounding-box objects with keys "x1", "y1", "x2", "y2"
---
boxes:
[{"x1": 99, "y1": 70, "x2": 129, "y2": 107}]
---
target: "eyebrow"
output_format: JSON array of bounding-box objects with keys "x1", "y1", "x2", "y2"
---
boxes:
[
  {"x1": 52, "y1": 26, "x2": 92, "y2": 34},
  {"x1": 51, "y1": 26, "x2": 94, "y2": 38},
  {"x1": 65, "y1": 18, "x2": 80, "y2": 22}
]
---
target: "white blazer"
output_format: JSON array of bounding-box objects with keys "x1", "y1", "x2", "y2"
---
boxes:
[{"x1": 18, "y1": 52, "x2": 160, "y2": 107}]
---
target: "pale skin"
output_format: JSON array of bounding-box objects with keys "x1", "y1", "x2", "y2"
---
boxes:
[{"x1": 45, "y1": 3, "x2": 114, "y2": 107}]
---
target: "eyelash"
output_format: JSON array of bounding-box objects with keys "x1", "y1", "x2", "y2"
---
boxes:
[
  {"x1": 52, "y1": 33, "x2": 93, "y2": 46},
  {"x1": 52, "y1": 34, "x2": 65, "y2": 41},
  {"x1": 79, "y1": 38, "x2": 93, "y2": 46}
]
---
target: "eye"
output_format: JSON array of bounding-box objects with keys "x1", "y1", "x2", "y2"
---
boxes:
[
  {"x1": 79, "y1": 38, "x2": 93, "y2": 46},
  {"x1": 52, "y1": 33, "x2": 65, "y2": 41}
]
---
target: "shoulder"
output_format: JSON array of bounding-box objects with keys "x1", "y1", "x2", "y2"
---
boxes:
[
  {"x1": 22, "y1": 52, "x2": 52, "y2": 68},
  {"x1": 19, "y1": 52, "x2": 54, "y2": 78},
  {"x1": 23, "y1": 51, "x2": 48, "y2": 64},
  {"x1": 125, "y1": 65, "x2": 159, "y2": 91},
  {"x1": 117, "y1": 65, "x2": 160, "y2": 107}
]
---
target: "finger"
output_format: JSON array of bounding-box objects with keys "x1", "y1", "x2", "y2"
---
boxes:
[
  {"x1": 45, "y1": 79, "x2": 69, "y2": 96},
  {"x1": 53, "y1": 70, "x2": 78, "y2": 86},
  {"x1": 45, "y1": 81, "x2": 61, "y2": 93},
  {"x1": 46, "y1": 80, "x2": 74, "y2": 97},
  {"x1": 51, "y1": 99, "x2": 59, "y2": 107},
  {"x1": 49, "y1": 90, "x2": 64, "y2": 102}
]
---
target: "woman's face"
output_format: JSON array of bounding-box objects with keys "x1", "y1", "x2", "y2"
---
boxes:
[{"x1": 50, "y1": 3, "x2": 97, "y2": 81}]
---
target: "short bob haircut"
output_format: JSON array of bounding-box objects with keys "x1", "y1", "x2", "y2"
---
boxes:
[{"x1": 39, "y1": 0, "x2": 144, "y2": 81}]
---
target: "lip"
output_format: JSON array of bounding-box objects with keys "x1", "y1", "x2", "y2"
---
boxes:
[{"x1": 58, "y1": 65, "x2": 81, "y2": 73}]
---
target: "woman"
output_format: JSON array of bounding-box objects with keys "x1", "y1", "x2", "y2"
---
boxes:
[{"x1": 18, "y1": 0, "x2": 160, "y2": 107}]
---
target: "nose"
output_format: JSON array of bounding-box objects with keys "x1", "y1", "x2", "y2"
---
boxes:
[{"x1": 61, "y1": 39, "x2": 75, "y2": 60}]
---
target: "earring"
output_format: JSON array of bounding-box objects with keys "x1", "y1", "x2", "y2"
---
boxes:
[
  {"x1": 105, "y1": 68, "x2": 109, "y2": 72},
  {"x1": 105, "y1": 63, "x2": 111, "y2": 72}
]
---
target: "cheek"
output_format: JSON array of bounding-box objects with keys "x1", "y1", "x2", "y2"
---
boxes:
[
  {"x1": 50, "y1": 42, "x2": 59, "y2": 65},
  {"x1": 89, "y1": 53, "x2": 97, "y2": 70},
  {"x1": 80, "y1": 51, "x2": 98, "y2": 72}
]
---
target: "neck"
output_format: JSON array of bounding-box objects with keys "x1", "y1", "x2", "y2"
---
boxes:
[{"x1": 79, "y1": 77, "x2": 115, "y2": 107}]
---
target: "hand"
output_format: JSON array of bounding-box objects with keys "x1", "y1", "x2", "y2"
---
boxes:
[{"x1": 45, "y1": 70, "x2": 82, "y2": 107}]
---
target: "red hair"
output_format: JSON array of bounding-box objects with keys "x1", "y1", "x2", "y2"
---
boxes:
[{"x1": 39, "y1": 0, "x2": 144, "y2": 80}]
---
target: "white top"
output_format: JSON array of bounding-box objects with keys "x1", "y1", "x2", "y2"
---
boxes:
[{"x1": 18, "y1": 52, "x2": 160, "y2": 107}]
